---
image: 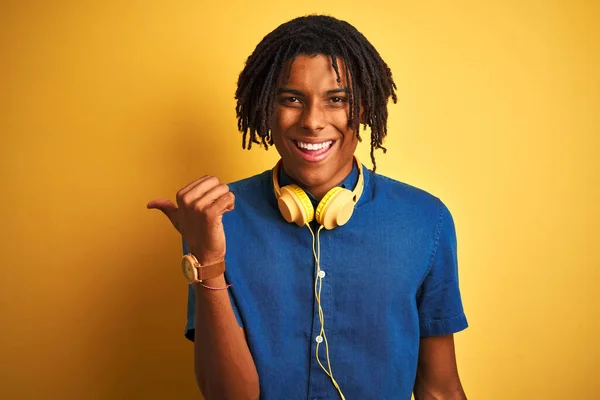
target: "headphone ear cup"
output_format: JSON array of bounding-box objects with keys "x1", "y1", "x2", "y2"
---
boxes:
[
  {"x1": 278, "y1": 185, "x2": 314, "y2": 226},
  {"x1": 316, "y1": 187, "x2": 355, "y2": 229}
]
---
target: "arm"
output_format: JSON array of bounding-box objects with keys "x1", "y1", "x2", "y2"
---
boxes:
[
  {"x1": 413, "y1": 335, "x2": 466, "y2": 400},
  {"x1": 148, "y1": 176, "x2": 259, "y2": 400},
  {"x1": 193, "y1": 274, "x2": 259, "y2": 400}
]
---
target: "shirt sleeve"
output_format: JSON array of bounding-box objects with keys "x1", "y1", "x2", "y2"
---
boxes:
[
  {"x1": 417, "y1": 200, "x2": 468, "y2": 337},
  {"x1": 183, "y1": 239, "x2": 244, "y2": 342}
]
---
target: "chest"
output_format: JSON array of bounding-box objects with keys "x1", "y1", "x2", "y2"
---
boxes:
[{"x1": 224, "y1": 203, "x2": 434, "y2": 306}]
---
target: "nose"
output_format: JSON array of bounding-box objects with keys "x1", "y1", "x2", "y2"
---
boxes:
[{"x1": 301, "y1": 103, "x2": 326, "y2": 133}]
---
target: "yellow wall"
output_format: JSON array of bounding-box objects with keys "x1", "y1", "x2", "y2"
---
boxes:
[{"x1": 1, "y1": 1, "x2": 598, "y2": 399}]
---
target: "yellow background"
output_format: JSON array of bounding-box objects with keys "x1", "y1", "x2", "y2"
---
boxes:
[{"x1": 1, "y1": 1, "x2": 598, "y2": 399}]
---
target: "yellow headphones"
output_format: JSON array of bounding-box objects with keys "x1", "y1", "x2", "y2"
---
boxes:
[{"x1": 272, "y1": 156, "x2": 364, "y2": 229}]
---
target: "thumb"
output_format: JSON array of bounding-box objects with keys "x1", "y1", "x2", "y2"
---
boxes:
[{"x1": 147, "y1": 199, "x2": 179, "y2": 229}]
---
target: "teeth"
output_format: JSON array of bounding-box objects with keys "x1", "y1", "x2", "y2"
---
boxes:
[{"x1": 295, "y1": 140, "x2": 333, "y2": 151}]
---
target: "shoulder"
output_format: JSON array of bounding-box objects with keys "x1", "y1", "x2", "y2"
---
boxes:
[
  {"x1": 223, "y1": 169, "x2": 278, "y2": 217},
  {"x1": 226, "y1": 169, "x2": 271, "y2": 195},
  {"x1": 369, "y1": 172, "x2": 447, "y2": 211},
  {"x1": 366, "y1": 171, "x2": 456, "y2": 236}
]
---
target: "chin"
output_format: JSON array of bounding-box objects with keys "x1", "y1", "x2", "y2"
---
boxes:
[{"x1": 293, "y1": 163, "x2": 337, "y2": 186}]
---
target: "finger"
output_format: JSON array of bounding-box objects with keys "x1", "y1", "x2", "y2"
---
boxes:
[
  {"x1": 223, "y1": 196, "x2": 235, "y2": 212},
  {"x1": 206, "y1": 191, "x2": 235, "y2": 217},
  {"x1": 177, "y1": 175, "x2": 214, "y2": 198},
  {"x1": 147, "y1": 199, "x2": 179, "y2": 228},
  {"x1": 190, "y1": 184, "x2": 230, "y2": 211},
  {"x1": 177, "y1": 176, "x2": 220, "y2": 207}
]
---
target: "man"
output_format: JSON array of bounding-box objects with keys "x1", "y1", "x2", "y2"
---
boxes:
[{"x1": 148, "y1": 15, "x2": 468, "y2": 400}]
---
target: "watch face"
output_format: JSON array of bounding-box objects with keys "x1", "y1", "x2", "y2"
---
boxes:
[{"x1": 181, "y1": 255, "x2": 198, "y2": 283}]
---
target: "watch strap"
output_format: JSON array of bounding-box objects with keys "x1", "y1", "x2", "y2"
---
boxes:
[{"x1": 182, "y1": 254, "x2": 226, "y2": 283}]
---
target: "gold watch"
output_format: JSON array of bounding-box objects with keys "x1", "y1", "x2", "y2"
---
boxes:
[{"x1": 181, "y1": 254, "x2": 226, "y2": 284}]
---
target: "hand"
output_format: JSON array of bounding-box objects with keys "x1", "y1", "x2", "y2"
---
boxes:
[{"x1": 147, "y1": 176, "x2": 235, "y2": 264}]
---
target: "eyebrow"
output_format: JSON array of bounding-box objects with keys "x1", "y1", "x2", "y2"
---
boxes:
[{"x1": 277, "y1": 87, "x2": 350, "y2": 96}]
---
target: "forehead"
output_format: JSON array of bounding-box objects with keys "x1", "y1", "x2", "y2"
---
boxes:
[{"x1": 279, "y1": 54, "x2": 349, "y2": 89}]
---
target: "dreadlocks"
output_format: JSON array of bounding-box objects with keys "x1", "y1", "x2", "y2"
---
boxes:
[{"x1": 235, "y1": 14, "x2": 397, "y2": 172}]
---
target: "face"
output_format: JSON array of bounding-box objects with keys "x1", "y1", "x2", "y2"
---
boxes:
[{"x1": 270, "y1": 54, "x2": 359, "y2": 199}]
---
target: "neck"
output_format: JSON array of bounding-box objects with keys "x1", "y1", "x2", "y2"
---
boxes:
[
  {"x1": 296, "y1": 161, "x2": 355, "y2": 202},
  {"x1": 305, "y1": 183, "x2": 337, "y2": 202}
]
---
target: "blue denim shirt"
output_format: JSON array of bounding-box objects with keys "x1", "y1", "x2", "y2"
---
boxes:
[{"x1": 184, "y1": 162, "x2": 468, "y2": 400}]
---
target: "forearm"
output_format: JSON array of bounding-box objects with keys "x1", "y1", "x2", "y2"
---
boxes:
[
  {"x1": 413, "y1": 379, "x2": 467, "y2": 400},
  {"x1": 193, "y1": 274, "x2": 259, "y2": 400},
  {"x1": 414, "y1": 335, "x2": 466, "y2": 400},
  {"x1": 413, "y1": 390, "x2": 467, "y2": 400}
]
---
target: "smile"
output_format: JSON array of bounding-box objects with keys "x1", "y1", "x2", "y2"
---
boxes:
[
  {"x1": 294, "y1": 140, "x2": 333, "y2": 151},
  {"x1": 291, "y1": 139, "x2": 335, "y2": 162}
]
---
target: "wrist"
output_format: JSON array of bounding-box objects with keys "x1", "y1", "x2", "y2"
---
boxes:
[
  {"x1": 181, "y1": 253, "x2": 225, "y2": 284},
  {"x1": 193, "y1": 274, "x2": 229, "y2": 295},
  {"x1": 188, "y1": 246, "x2": 224, "y2": 266}
]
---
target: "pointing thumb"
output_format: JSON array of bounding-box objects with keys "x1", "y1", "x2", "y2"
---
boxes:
[{"x1": 147, "y1": 199, "x2": 179, "y2": 230}]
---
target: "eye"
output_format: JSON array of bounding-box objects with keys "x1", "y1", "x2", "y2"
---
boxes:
[
  {"x1": 279, "y1": 96, "x2": 303, "y2": 108},
  {"x1": 328, "y1": 96, "x2": 348, "y2": 108}
]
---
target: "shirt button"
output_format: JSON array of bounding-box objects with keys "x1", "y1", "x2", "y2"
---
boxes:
[
  {"x1": 315, "y1": 335, "x2": 323, "y2": 343},
  {"x1": 318, "y1": 270, "x2": 326, "y2": 278}
]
